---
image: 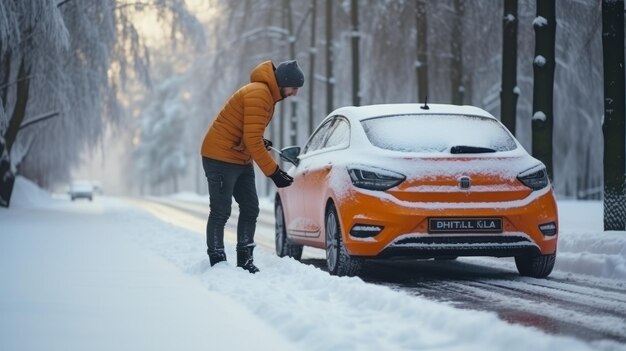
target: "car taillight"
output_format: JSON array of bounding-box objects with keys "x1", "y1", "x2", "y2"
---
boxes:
[
  {"x1": 517, "y1": 165, "x2": 549, "y2": 190},
  {"x1": 348, "y1": 167, "x2": 405, "y2": 191}
]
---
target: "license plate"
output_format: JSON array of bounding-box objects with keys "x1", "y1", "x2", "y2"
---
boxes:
[{"x1": 428, "y1": 217, "x2": 503, "y2": 234}]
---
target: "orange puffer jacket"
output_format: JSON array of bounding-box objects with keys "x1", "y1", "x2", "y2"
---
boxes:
[{"x1": 201, "y1": 61, "x2": 283, "y2": 176}]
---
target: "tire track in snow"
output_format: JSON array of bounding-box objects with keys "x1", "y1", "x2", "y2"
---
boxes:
[
  {"x1": 358, "y1": 259, "x2": 626, "y2": 344},
  {"x1": 457, "y1": 280, "x2": 626, "y2": 342}
]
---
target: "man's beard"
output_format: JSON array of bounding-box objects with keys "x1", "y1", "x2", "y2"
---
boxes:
[{"x1": 279, "y1": 87, "x2": 288, "y2": 99}]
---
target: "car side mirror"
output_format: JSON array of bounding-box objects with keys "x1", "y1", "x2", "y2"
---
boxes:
[{"x1": 280, "y1": 146, "x2": 300, "y2": 166}]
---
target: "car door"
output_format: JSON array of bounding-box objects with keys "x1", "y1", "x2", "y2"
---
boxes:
[
  {"x1": 284, "y1": 120, "x2": 334, "y2": 237},
  {"x1": 300, "y1": 117, "x2": 351, "y2": 242}
]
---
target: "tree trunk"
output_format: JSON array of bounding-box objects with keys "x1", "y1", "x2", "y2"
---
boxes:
[
  {"x1": 308, "y1": 0, "x2": 317, "y2": 135},
  {"x1": 286, "y1": 0, "x2": 298, "y2": 146},
  {"x1": 500, "y1": 0, "x2": 519, "y2": 136},
  {"x1": 602, "y1": 0, "x2": 626, "y2": 231},
  {"x1": 531, "y1": 0, "x2": 556, "y2": 181},
  {"x1": 6, "y1": 57, "x2": 31, "y2": 153},
  {"x1": 0, "y1": 57, "x2": 30, "y2": 208},
  {"x1": 415, "y1": 0, "x2": 428, "y2": 102},
  {"x1": 350, "y1": 0, "x2": 361, "y2": 106},
  {"x1": 325, "y1": 0, "x2": 334, "y2": 114},
  {"x1": 1, "y1": 50, "x2": 11, "y2": 111},
  {"x1": 0, "y1": 134, "x2": 15, "y2": 207},
  {"x1": 450, "y1": 0, "x2": 465, "y2": 105}
]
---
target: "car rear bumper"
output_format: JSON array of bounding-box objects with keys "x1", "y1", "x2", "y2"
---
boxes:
[{"x1": 337, "y1": 187, "x2": 558, "y2": 257}]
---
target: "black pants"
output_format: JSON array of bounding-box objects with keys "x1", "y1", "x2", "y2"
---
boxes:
[{"x1": 202, "y1": 157, "x2": 260, "y2": 256}]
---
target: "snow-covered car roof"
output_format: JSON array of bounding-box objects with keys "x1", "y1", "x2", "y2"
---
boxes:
[
  {"x1": 69, "y1": 180, "x2": 95, "y2": 191},
  {"x1": 330, "y1": 103, "x2": 496, "y2": 122}
]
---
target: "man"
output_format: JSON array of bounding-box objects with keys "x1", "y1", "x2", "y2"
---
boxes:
[{"x1": 200, "y1": 60, "x2": 304, "y2": 273}]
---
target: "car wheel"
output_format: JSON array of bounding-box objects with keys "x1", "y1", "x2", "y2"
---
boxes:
[
  {"x1": 71, "y1": 197, "x2": 75, "y2": 201},
  {"x1": 274, "y1": 197, "x2": 303, "y2": 260},
  {"x1": 325, "y1": 204, "x2": 362, "y2": 277},
  {"x1": 515, "y1": 253, "x2": 556, "y2": 278}
]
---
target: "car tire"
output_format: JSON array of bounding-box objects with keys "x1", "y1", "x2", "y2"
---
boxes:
[
  {"x1": 71, "y1": 197, "x2": 75, "y2": 201},
  {"x1": 325, "y1": 204, "x2": 362, "y2": 277},
  {"x1": 274, "y1": 197, "x2": 303, "y2": 260},
  {"x1": 515, "y1": 253, "x2": 556, "y2": 278}
]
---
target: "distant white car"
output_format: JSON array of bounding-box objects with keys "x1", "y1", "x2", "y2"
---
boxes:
[{"x1": 68, "y1": 181, "x2": 94, "y2": 201}]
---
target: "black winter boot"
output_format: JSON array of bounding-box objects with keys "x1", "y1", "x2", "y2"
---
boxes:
[
  {"x1": 208, "y1": 249, "x2": 227, "y2": 266},
  {"x1": 236, "y1": 244, "x2": 259, "y2": 274}
]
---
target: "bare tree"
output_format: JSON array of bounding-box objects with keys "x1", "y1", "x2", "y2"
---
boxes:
[
  {"x1": 325, "y1": 0, "x2": 334, "y2": 114},
  {"x1": 501, "y1": 0, "x2": 519, "y2": 135},
  {"x1": 0, "y1": 0, "x2": 72, "y2": 207},
  {"x1": 450, "y1": 0, "x2": 465, "y2": 105},
  {"x1": 602, "y1": 0, "x2": 625, "y2": 230},
  {"x1": 308, "y1": 0, "x2": 318, "y2": 135},
  {"x1": 415, "y1": 0, "x2": 429, "y2": 102},
  {"x1": 351, "y1": 0, "x2": 361, "y2": 106},
  {"x1": 531, "y1": 0, "x2": 556, "y2": 180},
  {"x1": 0, "y1": 0, "x2": 205, "y2": 205}
]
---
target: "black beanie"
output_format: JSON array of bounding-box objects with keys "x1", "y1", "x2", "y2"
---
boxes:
[{"x1": 274, "y1": 60, "x2": 304, "y2": 88}]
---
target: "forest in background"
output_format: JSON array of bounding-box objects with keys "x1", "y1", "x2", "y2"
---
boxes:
[{"x1": 0, "y1": 0, "x2": 615, "y2": 201}]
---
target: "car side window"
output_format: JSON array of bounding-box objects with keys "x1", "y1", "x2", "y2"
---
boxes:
[
  {"x1": 323, "y1": 118, "x2": 350, "y2": 149},
  {"x1": 303, "y1": 120, "x2": 333, "y2": 154}
]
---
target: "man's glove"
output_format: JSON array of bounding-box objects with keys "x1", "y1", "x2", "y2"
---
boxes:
[
  {"x1": 270, "y1": 167, "x2": 294, "y2": 188},
  {"x1": 263, "y1": 138, "x2": 273, "y2": 150}
]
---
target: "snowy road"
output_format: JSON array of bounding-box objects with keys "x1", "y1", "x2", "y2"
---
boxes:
[
  {"x1": 304, "y1": 258, "x2": 626, "y2": 344},
  {"x1": 135, "y1": 197, "x2": 626, "y2": 345}
]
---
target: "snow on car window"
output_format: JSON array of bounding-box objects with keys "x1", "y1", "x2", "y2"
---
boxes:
[{"x1": 361, "y1": 114, "x2": 517, "y2": 153}]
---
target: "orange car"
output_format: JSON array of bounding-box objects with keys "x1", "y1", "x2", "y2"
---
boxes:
[{"x1": 274, "y1": 103, "x2": 558, "y2": 278}]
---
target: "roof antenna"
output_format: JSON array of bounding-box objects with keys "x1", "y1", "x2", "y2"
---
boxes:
[{"x1": 420, "y1": 95, "x2": 430, "y2": 110}]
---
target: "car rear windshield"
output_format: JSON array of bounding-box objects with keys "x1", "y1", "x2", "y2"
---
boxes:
[{"x1": 361, "y1": 114, "x2": 517, "y2": 153}]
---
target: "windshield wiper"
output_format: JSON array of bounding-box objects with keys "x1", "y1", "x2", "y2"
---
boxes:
[{"x1": 450, "y1": 145, "x2": 497, "y2": 154}]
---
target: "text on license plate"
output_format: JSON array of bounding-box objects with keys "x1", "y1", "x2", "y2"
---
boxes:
[{"x1": 428, "y1": 217, "x2": 503, "y2": 234}]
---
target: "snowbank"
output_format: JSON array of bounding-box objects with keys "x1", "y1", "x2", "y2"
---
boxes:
[
  {"x1": 556, "y1": 200, "x2": 626, "y2": 280},
  {"x1": 8, "y1": 176, "x2": 55, "y2": 208}
]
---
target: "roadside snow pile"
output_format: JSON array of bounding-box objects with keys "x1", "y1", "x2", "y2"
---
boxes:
[
  {"x1": 8, "y1": 176, "x2": 55, "y2": 209},
  {"x1": 557, "y1": 230, "x2": 626, "y2": 281},
  {"x1": 556, "y1": 200, "x2": 626, "y2": 280}
]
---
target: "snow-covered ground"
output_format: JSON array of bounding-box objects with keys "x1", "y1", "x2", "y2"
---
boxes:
[{"x1": 1, "y1": 177, "x2": 625, "y2": 351}]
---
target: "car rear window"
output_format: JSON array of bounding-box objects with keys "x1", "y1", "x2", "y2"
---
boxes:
[{"x1": 361, "y1": 114, "x2": 517, "y2": 153}]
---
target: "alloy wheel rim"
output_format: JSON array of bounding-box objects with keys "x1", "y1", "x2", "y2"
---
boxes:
[{"x1": 326, "y1": 210, "x2": 338, "y2": 271}]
